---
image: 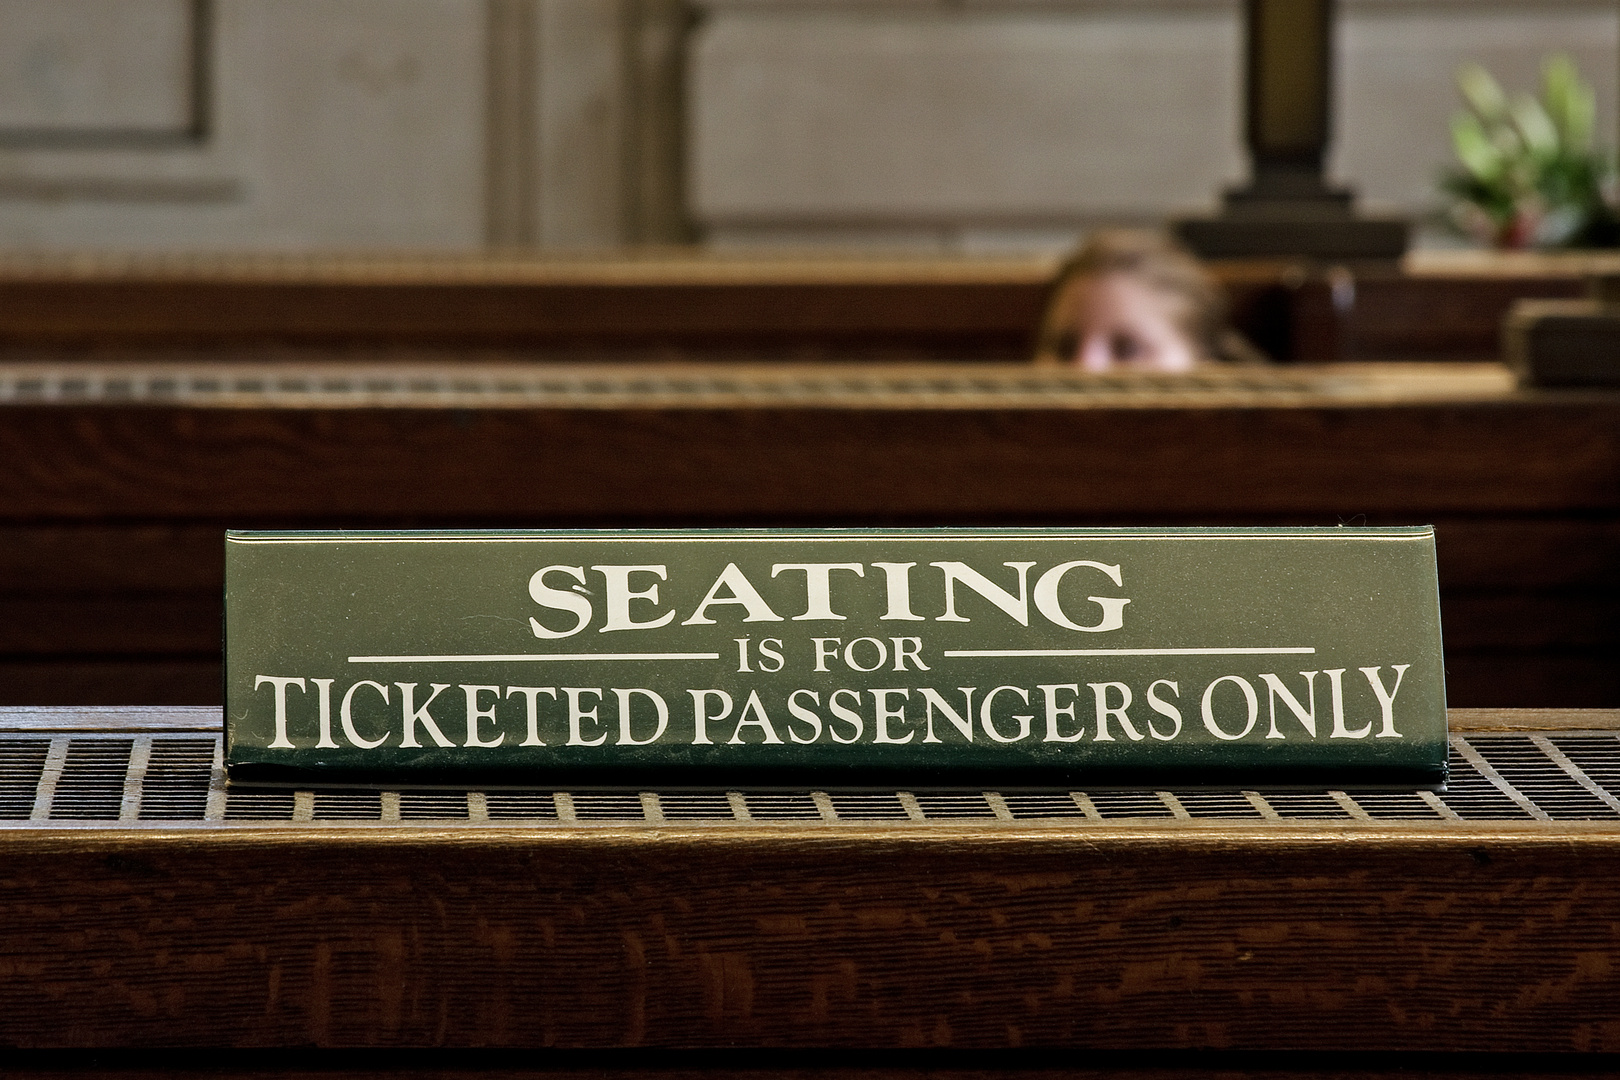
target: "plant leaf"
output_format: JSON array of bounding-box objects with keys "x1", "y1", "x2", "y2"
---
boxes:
[
  {"x1": 1511, "y1": 92, "x2": 1560, "y2": 157},
  {"x1": 1542, "y1": 54, "x2": 1595, "y2": 152},
  {"x1": 1441, "y1": 55, "x2": 1615, "y2": 249},
  {"x1": 1451, "y1": 112, "x2": 1503, "y2": 180},
  {"x1": 1457, "y1": 62, "x2": 1509, "y2": 119}
]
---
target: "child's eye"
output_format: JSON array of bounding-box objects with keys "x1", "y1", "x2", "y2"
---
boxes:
[{"x1": 1111, "y1": 333, "x2": 1142, "y2": 362}]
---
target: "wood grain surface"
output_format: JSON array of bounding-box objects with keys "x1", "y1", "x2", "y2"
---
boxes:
[
  {"x1": 1290, "y1": 275, "x2": 1582, "y2": 362},
  {"x1": 0, "y1": 704, "x2": 219, "y2": 731},
  {"x1": 1, "y1": 257, "x2": 1616, "y2": 1073},
  {"x1": 1, "y1": 1051, "x2": 1615, "y2": 1079},
  {"x1": 0, "y1": 256, "x2": 1055, "y2": 359},
  {"x1": 0, "y1": 824, "x2": 1616, "y2": 1050},
  {"x1": 0, "y1": 400, "x2": 1615, "y2": 520},
  {"x1": 0, "y1": 391, "x2": 1615, "y2": 707},
  {"x1": 0, "y1": 254, "x2": 1587, "y2": 363},
  {"x1": 1448, "y1": 707, "x2": 1620, "y2": 730}
]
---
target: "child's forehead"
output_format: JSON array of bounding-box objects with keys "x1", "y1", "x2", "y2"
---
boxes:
[{"x1": 1057, "y1": 270, "x2": 1188, "y2": 311}]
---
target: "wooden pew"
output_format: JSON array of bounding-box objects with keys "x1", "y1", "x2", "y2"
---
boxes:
[
  {"x1": 0, "y1": 251, "x2": 1595, "y2": 363},
  {"x1": 1, "y1": 704, "x2": 1619, "y2": 1059},
  {"x1": 0, "y1": 253, "x2": 1054, "y2": 360},
  {"x1": 1289, "y1": 252, "x2": 1591, "y2": 362},
  {"x1": 0, "y1": 361, "x2": 1614, "y2": 709}
]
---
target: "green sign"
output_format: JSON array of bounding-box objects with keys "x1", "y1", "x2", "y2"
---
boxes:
[{"x1": 225, "y1": 528, "x2": 1448, "y2": 789}]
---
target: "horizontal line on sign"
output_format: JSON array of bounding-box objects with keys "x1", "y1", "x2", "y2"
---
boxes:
[
  {"x1": 942, "y1": 647, "x2": 1317, "y2": 657},
  {"x1": 348, "y1": 653, "x2": 723, "y2": 663}
]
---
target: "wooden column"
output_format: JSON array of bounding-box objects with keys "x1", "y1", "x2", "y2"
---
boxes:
[
  {"x1": 1175, "y1": 0, "x2": 1407, "y2": 260},
  {"x1": 1242, "y1": 0, "x2": 1339, "y2": 202}
]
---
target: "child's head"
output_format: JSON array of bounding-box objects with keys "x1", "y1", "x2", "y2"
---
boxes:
[{"x1": 1035, "y1": 230, "x2": 1229, "y2": 372}]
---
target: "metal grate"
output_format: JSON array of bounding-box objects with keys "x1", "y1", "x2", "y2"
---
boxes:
[
  {"x1": 1350, "y1": 792, "x2": 1447, "y2": 820},
  {"x1": 657, "y1": 793, "x2": 735, "y2": 821},
  {"x1": 912, "y1": 792, "x2": 998, "y2": 820},
  {"x1": 1441, "y1": 741, "x2": 1538, "y2": 820},
  {"x1": 828, "y1": 793, "x2": 912, "y2": 821},
  {"x1": 398, "y1": 791, "x2": 471, "y2": 821},
  {"x1": 139, "y1": 739, "x2": 216, "y2": 820},
  {"x1": 0, "y1": 360, "x2": 1513, "y2": 413},
  {"x1": 742, "y1": 793, "x2": 824, "y2": 821},
  {"x1": 49, "y1": 739, "x2": 132, "y2": 820},
  {"x1": 1089, "y1": 792, "x2": 1177, "y2": 819},
  {"x1": 312, "y1": 789, "x2": 382, "y2": 821},
  {"x1": 570, "y1": 793, "x2": 646, "y2": 821},
  {"x1": 1002, "y1": 792, "x2": 1091, "y2": 820},
  {"x1": 484, "y1": 791, "x2": 557, "y2": 820},
  {"x1": 1175, "y1": 792, "x2": 1265, "y2": 820},
  {"x1": 224, "y1": 787, "x2": 296, "y2": 821},
  {"x1": 0, "y1": 739, "x2": 49, "y2": 819},
  {"x1": 4, "y1": 731, "x2": 1620, "y2": 827},
  {"x1": 1263, "y1": 793, "x2": 1354, "y2": 820}
]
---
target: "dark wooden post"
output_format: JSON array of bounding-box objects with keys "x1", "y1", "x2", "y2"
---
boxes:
[
  {"x1": 1176, "y1": 0, "x2": 1407, "y2": 260},
  {"x1": 1244, "y1": 0, "x2": 1338, "y2": 201}
]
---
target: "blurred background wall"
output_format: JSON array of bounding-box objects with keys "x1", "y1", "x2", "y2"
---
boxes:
[{"x1": 0, "y1": 0, "x2": 1612, "y2": 254}]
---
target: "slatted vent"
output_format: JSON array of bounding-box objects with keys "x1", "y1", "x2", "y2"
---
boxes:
[
  {"x1": 49, "y1": 740, "x2": 132, "y2": 820},
  {"x1": 312, "y1": 790, "x2": 382, "y2": 821},
  {"x1": 0, "y1": 740, "x2": 48, "y2": 818},
  {"x1": 743, "y1": 793, "x2": 823, "y2": 821},
  {"x1": 139, "y1": 739, "x2": 216, "y2": 819},
  {"x1": 912, "y1": 792, "x2": 998, "y2": 820},
  {"x1": 657, "y1": 793, "x2": 734, "y2": 821},
  {"x1": 570, "y1": 793, "x2": 645, "y2": 821},
  {"x1": 399, "y1": 791, "x2": 470, "y2": 821},
  {"x1": 1002, "y1": 793, "x2": 1089, "y2": 819},
  {"x1": 1088, "y1": 793, "x2": 1176, "y2": 819},
  {"x1": 224, "y1": 788, "x2": 296, "y2": 821},
  {"x1": 828, "y1": 793, "x2": 911, "y2": 821},
  {"x1": 1551, "y1": 736, "x2": 1620, "y2": 790},
  {"x1": 0, "y1": 365, "x2": 1345, "y2": 410},
  {"x1": 1175, "y1": 792, "x2": 1264, "y2": 819},
  {"x1": 1444, "y1": 742, "x2": 1538, "y2": 820},
  {"x1": 1266, "y1": 793, "x2": 1352, "y2": 820},
  {"x1": 1472, "y1": 738, "x2": 1620, "y2": 820},
  {"x1": 1349, "y1": 792, "x2": 1446, "y2": 819},
  {"x1": 3, "y1": 731, "x2": 1620, "y2": 826},
  {"x1": 484, "y1": 791, "x2": 557, "y2": 820}
]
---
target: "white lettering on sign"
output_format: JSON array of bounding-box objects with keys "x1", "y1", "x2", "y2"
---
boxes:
[
  {"x1": 593, "y1": 565, "x2": 675, "y2": 633},
  {"x1": 681, "y1": 564, "x2": 785, "y2": 625},
  {"x1": 1033, "y1": 561, "x2": 1131, "y2": 632},
  {"x1": 1145, "y1": 680, "x2": 1182, "y2": 741},
  {"x1": 1039, "y1": 683, "x2": 1083, "y2": 744},
  {"x1": 528, "y1": 566, "x2": 591, "y2": 638},
  {"x1": 934, "y1": 562, "x2": 1036, "y2": 626},
  {"x1": 771, "y1": 563, "x2": 865, "y2": 620},
  {"x1": 523, "y1": 559, "x2": 1134, "y2": 638},
  {"x1": 462, "y1": 684, "x2": 505, "y2": 748},
  {"x1": 249, "y1": 664, "x2": 1415, "y2": 752},
  {"x1": 254, "y1": 675, "x2": 304, "y2": 749}
]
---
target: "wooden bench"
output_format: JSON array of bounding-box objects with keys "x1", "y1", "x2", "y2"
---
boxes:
[
  {"x1": 0, "y1": 251, "x2": 1597, "y2": 362},
  {"x1": 0, "y1": 361, "x2": 1614, "y2": 709},
  {"x1": 0, "y1": 705, "x2": 1616, "y2": 1055}
]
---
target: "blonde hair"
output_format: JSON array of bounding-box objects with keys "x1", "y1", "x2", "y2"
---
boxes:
[{"x1": 1034, "y1": 229, "x2": 1263, "y2": 366}]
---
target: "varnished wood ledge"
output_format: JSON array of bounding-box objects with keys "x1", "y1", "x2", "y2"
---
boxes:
[
  {"x1": 0, "y1": 709, "x2": 1617, "y2": 1050},
  {"x1": 5, "y1": 817, "x2": 1620, "y2": 845},
  {"x1": 1448, "y1": 707, "x2": 1620, "y2": 730},
  {"x1": 0, "y1": 815, "x2": 1617, "y2": 1050}
]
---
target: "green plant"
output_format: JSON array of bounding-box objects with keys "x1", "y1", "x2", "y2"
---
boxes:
[{"x1": 1442, "y1": 55, "x2": 1619, "y2": 249}]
